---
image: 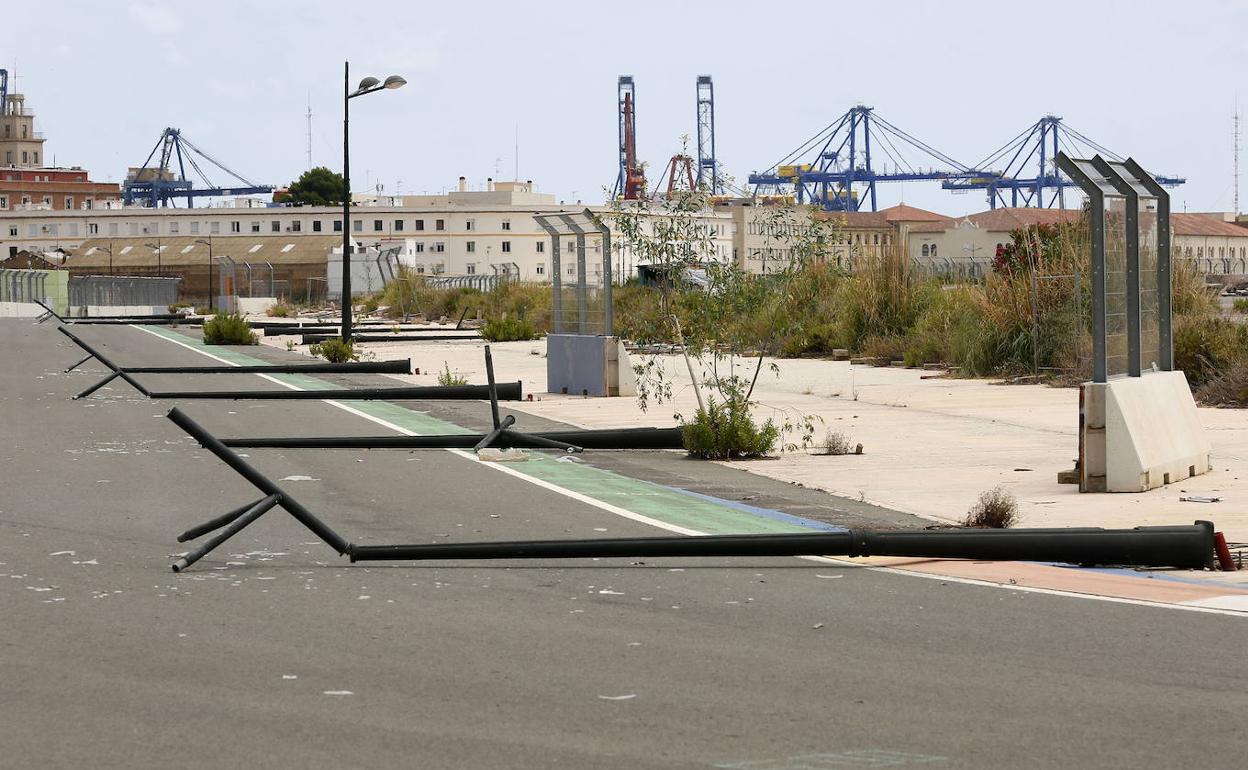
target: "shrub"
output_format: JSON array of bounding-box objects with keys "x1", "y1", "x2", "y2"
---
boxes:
[
  {"x1": 481, "y1": 315, "x2": 538, "y2": 342},
  {"x1": 1173, "y1": 315, "x2": 1248, "y2": 387},
  {"x1": 168, "y1": 301, "x2": 192, "y2": 314},
  {"x1": 1196, "y1": 360, "x2": 1248, "y2": 407},
  {"x1": 962, "y1": 486, "x2": 1018, "y2": 528},
  {"x1": 1233, "y1": 298, "x2": 1248, "y2": 314},
  {"x1": 202, "y1": 312, "x2": 257, "y2": 345},
  {"x1": 308, "y1": 337, "x2": 359, "y2": 363},
  {"x1": 817, "y1": 430, "x2": 857, "y2": 456},
  {"x1": 681, "y1": 398, "x2": 779, "y2": 460},
  {"x1": 437, "y1": 362, "x2": 469, "y2": 386},
  {"x1": 267, "y1": 303, "x2": 292, "y2": 317}
]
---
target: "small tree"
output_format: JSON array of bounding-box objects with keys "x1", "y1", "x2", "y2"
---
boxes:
[
  {"x1": 277, "y1": 166, "x2": 346, "y2": 206},
  {"x1": 607, "y1": 147, "x2": 836, "y2": 455}
]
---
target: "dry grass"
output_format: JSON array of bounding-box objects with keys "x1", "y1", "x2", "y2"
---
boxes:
[{"x1": 962, "y1": 486, "x2": 1019, "y2": 529}]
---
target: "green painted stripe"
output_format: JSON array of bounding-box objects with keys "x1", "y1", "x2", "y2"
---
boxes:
[{"x1": 145, "y1": 327, "x2": 809, "y2": 535}]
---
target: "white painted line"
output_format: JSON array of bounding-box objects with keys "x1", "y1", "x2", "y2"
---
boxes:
[{"x1": 134, "y1": 325, "x2": 1248, "y2": 617}]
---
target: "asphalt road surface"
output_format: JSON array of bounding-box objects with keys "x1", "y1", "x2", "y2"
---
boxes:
[{"x1": 2, "y1": 319, "x2": 1246, "y2": 769}]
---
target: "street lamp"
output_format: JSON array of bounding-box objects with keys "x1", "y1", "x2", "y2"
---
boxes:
[
  {"x1": 144, "y1": 240, "x2": 162, "y2": 277},
  {"x1": 342, "y1": 64, "x2": 405, "y2": 342},
  {"x1": 96, "y1": 242, "x2": 113, "y2": 276},
  {"x1": 195, "y1": 237, "x2": 215, "y2": 311}
]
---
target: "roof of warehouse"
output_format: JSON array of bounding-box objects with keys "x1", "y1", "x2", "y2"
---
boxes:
[{"x1": 65, "y1": 236, "x2": 340, "y2": 269}]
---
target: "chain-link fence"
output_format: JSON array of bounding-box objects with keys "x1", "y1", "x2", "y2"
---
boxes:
[{"x1": 68, "y1": 275, "x2": 181, "y2": 309}]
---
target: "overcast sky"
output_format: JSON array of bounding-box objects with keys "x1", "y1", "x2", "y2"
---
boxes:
[{"x1": 9, "y1": 0, "x2": 1247, "y2": 215}]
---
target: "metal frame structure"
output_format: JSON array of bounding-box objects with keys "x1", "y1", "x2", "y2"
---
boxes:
[
  {"x1": 123, "y1": 128, "x2": 275, "y2": 207},
  {"x1": 749, "y1": 105, "x2": 975, "y2": 212},
  {"x1": 614, "y1": 76, "x2": 645, "y2": 199},
  {"x1": 946, "y1": 116, "x2": 1186, "y2": 209},
  {"x1": 534, "y1": 210, "x2": 614, "y2": 335},
  {"x1": 1055, "y1": 153, "x2": 1173, "y2": 383},
  {"x1": 695, "y1": 75, "x2": 721, "y2": 194}
]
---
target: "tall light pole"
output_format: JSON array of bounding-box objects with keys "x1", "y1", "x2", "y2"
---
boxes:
[
  {"x1": 195, "y1": 236, "x2": 214, "y2": 311},
  {"x1": 145, "y1": 240, "x2": 163, "y2": 277},
  {"x1": 342, "y1": 64, "x2": 405, "y2": 342}
]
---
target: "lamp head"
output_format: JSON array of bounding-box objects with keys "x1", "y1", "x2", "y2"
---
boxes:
[
  {"x1": 357, "y1": 76, "x2": 381, "y2": 91},
  {"x1": 383, "y1": 75, "x2": 406, "y2": 90}
]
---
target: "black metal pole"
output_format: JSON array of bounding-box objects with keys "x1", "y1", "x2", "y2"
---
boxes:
[
  {"x1": 172, "y1": 494, "x2": 282, "y2": 573},
  {"x1": 74, "y1": 370, "x2": 122, "y2": 400},
  {"x1": 177, "y1": 496, "x2": 269, "y2": 543},
  {"x1": 119, "y1": 359, "x2": 411, "y2": 375},
  {"x1": 208, "y1": 235, "x2": 214, "y2": 312},
  {"x1": 167, "y1": 407, "x2": 349, "y2": 555},
  {"x1": 342, "y1": 60, "x2": 353, "y2": 343},
  {"x1": 484, "y1": 344, "x2": 501, "y2": 429},
  {"x1": 474, "y1": 414, "x2": 515, "y2": 451},
  {"x1": 64, "y1": 353, "x2": 93, "y2": 373},
  {"x1": 144, "y1": 382, "x2": 522, "y2": 401},
  {"x1": 349, "y1": 521, "x2": 1215, "y2": 569},
  {"x1": 220, "y1": 426, "x2": 684, "y2": 450},
  {"x1": 299, "y1": 333, "x2": 479, "y2": 345}
]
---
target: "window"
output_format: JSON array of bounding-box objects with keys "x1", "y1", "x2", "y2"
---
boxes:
[
  {"x1": 536, "y1": 264, "x2": 545, "y2": 275},
  {"x1": 415, "y1": 265, "x2": 425, "y2": 274},
  {"x1": 466, "y1": 241, "x2": 476, "y2": 253},
  {"x1": 109, "y1": 222, "x2": 119, "y2": 236},
  {"x1": 501, "y1": 220, "x2": 511, "y2": 231},
  {"x1": 231, "y1": 221, "x2": 241, "y2": 233},
  {"x1": 536, "y1": 241, "x2": 545, "y2": 253},
  {"x1": 930, "y1": 244, "x2": 938, "y2": 257},
  {"x1": 353, "y1": 220, "x2": 362, "y2": 232},
  {"x1": 414, "y1": 219, "x2": 424, "y2": 231},
  {"x1": 333, "y1": 219, "x2": 342, "y2": 232},
  {"x1": 190, "y1": 222, "x2": 200, "y2": 234},
  {"x1": 68, "y1": 223, "x2": 79, "y2": 237},
  {"x1": 21, "y1": 151, "x2": 28, "y2": 164},
  {"x1": 372, "y1": 219, "x2": 383, "y2": 232},
  {"x1": 466, "y1": 263, "x2": 476, "y2": 275},
  {"x1": 434, "y1": 242, "x2": 446, "y2": 253},
  {"x1": 64, "y1": 196, "x2": 74, "y2": 209},
  {"x1": 286, "y1": 220, "x2": 299, "y2": 232},
  {"x1": 921, "y1": 244, "x2": 930, "y2": 257},
  {"x1": 250, "y1": 221, "x2": 261, "y2": 233},
  {"x1": 129, "y1": 223, "x2": 139, "y2": 235},
  {"x1": 567, "y1": 241, "x2": 574, "y2": 253},
  {"x1": 394, "y1": 219, "x2": 404, "y2": 232},
  {"x1": 8, "y1": 226, "x2": 16, "y2": 237},
  {"x1": 271, "y1": 220, "x2": 281, "y2": 233},
  {"x1": 3, "y1": 151, "x2": 9, "y2": 164},
  {"x1": 312, "y1": 220, "x2": 322, "y2": 232},
  {"x1": 33, "y1": 152, "x2": 38, "y2": 164},
  {"x1": 0, "y1": 196, "x2": 6, "y2": 210},
  {"x1": 88, "y1": 223, "x2": 98, "y2": 235},
  {"x1": 465, "y1": 219, "x2": 475, "y2": 231},
  {"x1": 501, "y1": 241, "x2": 511, "y2": 253},
  {"x1": 872, "y1": 233, "x2": 879, "y2": 245},
  {"x1": 169, "y1": 221, "x2": 180, "y2": 234},
  {"x1": 435, "y1": 219, "x2": 445, "y2": 231},
  {"x1": 211, "y1": 221, "x2": 222, "y2": 234},
  {"x1": 414, "y1": 243, "x2": 424, "y2": 253}
]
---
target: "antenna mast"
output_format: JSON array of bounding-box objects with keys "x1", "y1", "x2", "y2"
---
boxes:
[
  {"x1": 1234, "y1": 102, "x2": 1241, "y2": 214},
  {"x1": 306, "y1": 94, "x2": 313, "y2": 170}
]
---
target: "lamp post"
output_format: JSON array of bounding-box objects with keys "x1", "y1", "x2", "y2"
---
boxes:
[
  {"x1": 342, "y1": 63, "x2": 405, "y2": 342},
  {"x1": 195, "y1": 236, "x2": 214, "y2": 311},
  {"x1": 144, "y1": 240, "x2": 162, "y2": 277},
  {"x1": 97, "y1": 242, "x2": 113, "y2": 276}
]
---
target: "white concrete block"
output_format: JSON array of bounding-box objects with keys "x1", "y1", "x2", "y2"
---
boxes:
[{"x1": 1086, "y1": 371, "x2": 1213, "y2": 493}]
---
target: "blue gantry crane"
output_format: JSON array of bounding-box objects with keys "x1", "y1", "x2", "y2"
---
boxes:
[
  {"x1": 943, "y1": 115, "x2": 1186, "y2": 209},
  {"x1": 124, "y1": 127, "x2": 275, "y2": 207},
  {"x1": 749, "y1": 105, "x2": 975, "y2": 212}
]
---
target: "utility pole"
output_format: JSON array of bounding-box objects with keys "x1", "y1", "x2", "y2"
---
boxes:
[
  {"x1": 1234, "y1": 101, "x2": 1241, "y2": 214},
  {"x1": 306, "y1": 93, "x2": 313, "y2": 170}
]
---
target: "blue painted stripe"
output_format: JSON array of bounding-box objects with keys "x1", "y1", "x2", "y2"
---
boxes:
[{"x1": 668, "y1": 486, "x2": 848, "y2": 532}]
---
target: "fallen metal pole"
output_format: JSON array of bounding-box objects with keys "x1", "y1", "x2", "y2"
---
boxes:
[
  {"x1": 167, "y1": 407, "x2": 349, "y2": 557},
  {"x1": 120, "y1": 359, "x2": 411, "y2": 375},
  {"x1": 58, "y1": 326, "x2": 151, "y2": 398},
  {"x1": 348, "y1": 522, "x2": 1216, "y2": 569},
  {"x1": 300, "y1": 333, "x2": 480, "y2": 345},
  {"x1": 64, "y1": 353, "x2": 94, "y2": 373},
  {"x1": 55, "y1": 316, "x2": 197, "y2": 325},
  {"x1": 219, "y1": 426, "x2": 685, "y2": 450},
  {"x1": 177, "y1": 497, "x2": 271, "y2": 543},
  {"x1": 172, "y1": 494, "x2": 282, "y2": 573},
  {"x1": 146, "y1": 381, "x2": 522, "y2": 401}
]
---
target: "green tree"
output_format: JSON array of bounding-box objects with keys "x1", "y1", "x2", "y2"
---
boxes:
[{"x1": 277, "y1": 166, "x2": 346, "y2": 206}]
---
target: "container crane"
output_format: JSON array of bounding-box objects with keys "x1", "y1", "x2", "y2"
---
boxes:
[
  {"x1": 124, "y1": 127, "x2": 276, "y2": 208},
  {"x1": 943, "y1": 115, "x2": 1186, "y2": 209},
  {"x1": 749, "y1": 105, "x2": 975, "y2": 212},
  {"x1": 613, "y1": 76, "x2": 646, "y2": 199}
]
